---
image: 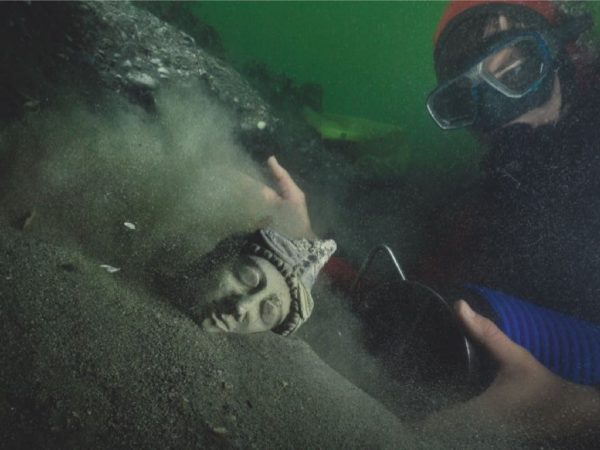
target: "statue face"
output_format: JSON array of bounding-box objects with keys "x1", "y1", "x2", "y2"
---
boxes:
[{"x1": 194, "y1": 255, "x2": 292, "y2": 334}]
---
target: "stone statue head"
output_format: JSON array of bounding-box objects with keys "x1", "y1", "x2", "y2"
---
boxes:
[{"x1": 171, "y1": 229, "x2": 336, "y2": 336}]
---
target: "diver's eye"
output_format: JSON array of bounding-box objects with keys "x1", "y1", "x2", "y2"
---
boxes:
[
  {"x1": 234, "y1": 263, "x2": 261, "y2": 289},
  {"x1": 260, "y1": 295, "x2": 281, "y2": 327}
]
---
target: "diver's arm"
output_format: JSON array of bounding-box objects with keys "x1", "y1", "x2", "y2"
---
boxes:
[
  {"x1": 420, "y1": 300, "x2": 600, "y2": 444},
  {"x1": 264, "y1": 155, "x2": 358, "y2": 290}
]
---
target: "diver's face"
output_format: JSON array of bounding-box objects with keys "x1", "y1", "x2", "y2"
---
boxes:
[
  {"x1": 485, "y1": 15, "x2": 562, "y2": 129},
  {"x1": 196, "y1": 255, "x2": 292, "y2": 334}
]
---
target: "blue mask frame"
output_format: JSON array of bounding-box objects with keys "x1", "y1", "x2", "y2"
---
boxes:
[{"x1": 427, "y1": 31, "x2": 555, "y2": 130}]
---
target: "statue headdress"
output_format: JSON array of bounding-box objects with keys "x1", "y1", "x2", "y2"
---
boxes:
[{"x1": 244, "y1": 229, "x2": 336, "y2": 336}]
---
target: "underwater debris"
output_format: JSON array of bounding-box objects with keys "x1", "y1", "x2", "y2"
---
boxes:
[
  {"x1": 157, "y1": 66, "x2": 170, "y2": 78},
  {"x1": 256, "y1": 120, "x2": 266, "y2": 130},
  {"x1": 123, "y1": 221, "x2": 136, "y2": 230},
  {"x1": 99, "y1": 264, "x2": 120, "y2": 274},
  {"x1": 302, "y1": 107, "x2": 402, "y2": 142},
  {"x1": 126, "y1": 71, "x2": 158, "y2": 89},
  {"x1": 15, "y1": 90, "x2": 41, "y2": 112},
  {"x1": 24, "y1": 99, "x2": 40, "y2": 111},
  {"x1": 209, "y1": 425, "x2": 228, "y2": 436},
  {"x1": 136, "y1": 2, "x2": 226, "y2": 59},
  {"x1": 17, "y1": 209, "x2": 36, "y2": 231}
]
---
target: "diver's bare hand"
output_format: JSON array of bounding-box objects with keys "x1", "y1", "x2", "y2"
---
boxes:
[
  {"x1": 261, "y1": 156, "x2": 316, "y2": 239},
  {"x1": 420, "y1": 300, "x2": 600, "y2": 444}
]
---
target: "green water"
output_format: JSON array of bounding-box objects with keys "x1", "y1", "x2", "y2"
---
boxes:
[{"x1": 191, "y1": 1, "x2": 481, "y2": 176}]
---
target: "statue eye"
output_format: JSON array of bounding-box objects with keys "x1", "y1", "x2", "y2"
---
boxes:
[
  {"x1": 260, "y1": 296, "x2": 281, "y2": 326},
  {"x1": 234, "y1": 263, "x2": 261, "y2": 289}
]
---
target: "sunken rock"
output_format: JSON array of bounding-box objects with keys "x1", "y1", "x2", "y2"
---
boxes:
[{"x1": 0, "y1": 1, "x2": 274, "y2": 132}]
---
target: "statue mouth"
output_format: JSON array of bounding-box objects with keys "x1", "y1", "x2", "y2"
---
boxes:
[{"x1": 211, "y1": 312, "x2": 231, "y2": 332}]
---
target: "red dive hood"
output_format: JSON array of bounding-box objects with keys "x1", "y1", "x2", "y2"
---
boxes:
[{"x1": 433, "y1": 1, "x2": 558, "y2": 46}]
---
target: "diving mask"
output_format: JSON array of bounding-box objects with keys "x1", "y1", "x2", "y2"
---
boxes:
[{"x1": 427, "y1": 32, "x2": 554, "y2": 130}]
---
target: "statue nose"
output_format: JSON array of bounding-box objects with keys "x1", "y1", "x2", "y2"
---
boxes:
[{"x1": 232, "y1": 296, "x2": 256, "y2": 320}]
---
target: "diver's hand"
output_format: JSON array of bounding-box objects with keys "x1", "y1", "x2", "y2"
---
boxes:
[
  {"x1": 420, "y1": 300, "x2": 600, "y2": 444},
  {"x1": 261, "y1": 156, "x2": 316, "y2": 239}
]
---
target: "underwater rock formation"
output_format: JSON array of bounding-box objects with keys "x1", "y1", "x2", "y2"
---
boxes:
[{"x1": 0, "y1": 1, "x2": 272, "y2": 134}]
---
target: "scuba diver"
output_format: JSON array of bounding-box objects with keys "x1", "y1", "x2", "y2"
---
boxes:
[
  {"x1": 422, "y1": 1, "x2": 600, "y2": 317},
  {"x1": 261, "y1": 0, "x2": 600, "y2": 445}
]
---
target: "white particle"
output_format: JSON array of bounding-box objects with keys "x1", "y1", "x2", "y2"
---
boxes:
[{"x1": 100, "y1": 264, "x2": 121, "y2": 274}]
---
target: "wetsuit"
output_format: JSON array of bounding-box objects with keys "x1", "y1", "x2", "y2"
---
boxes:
[{"x1": 417, "y1": 82, "x2": 600, "y2": 324}]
